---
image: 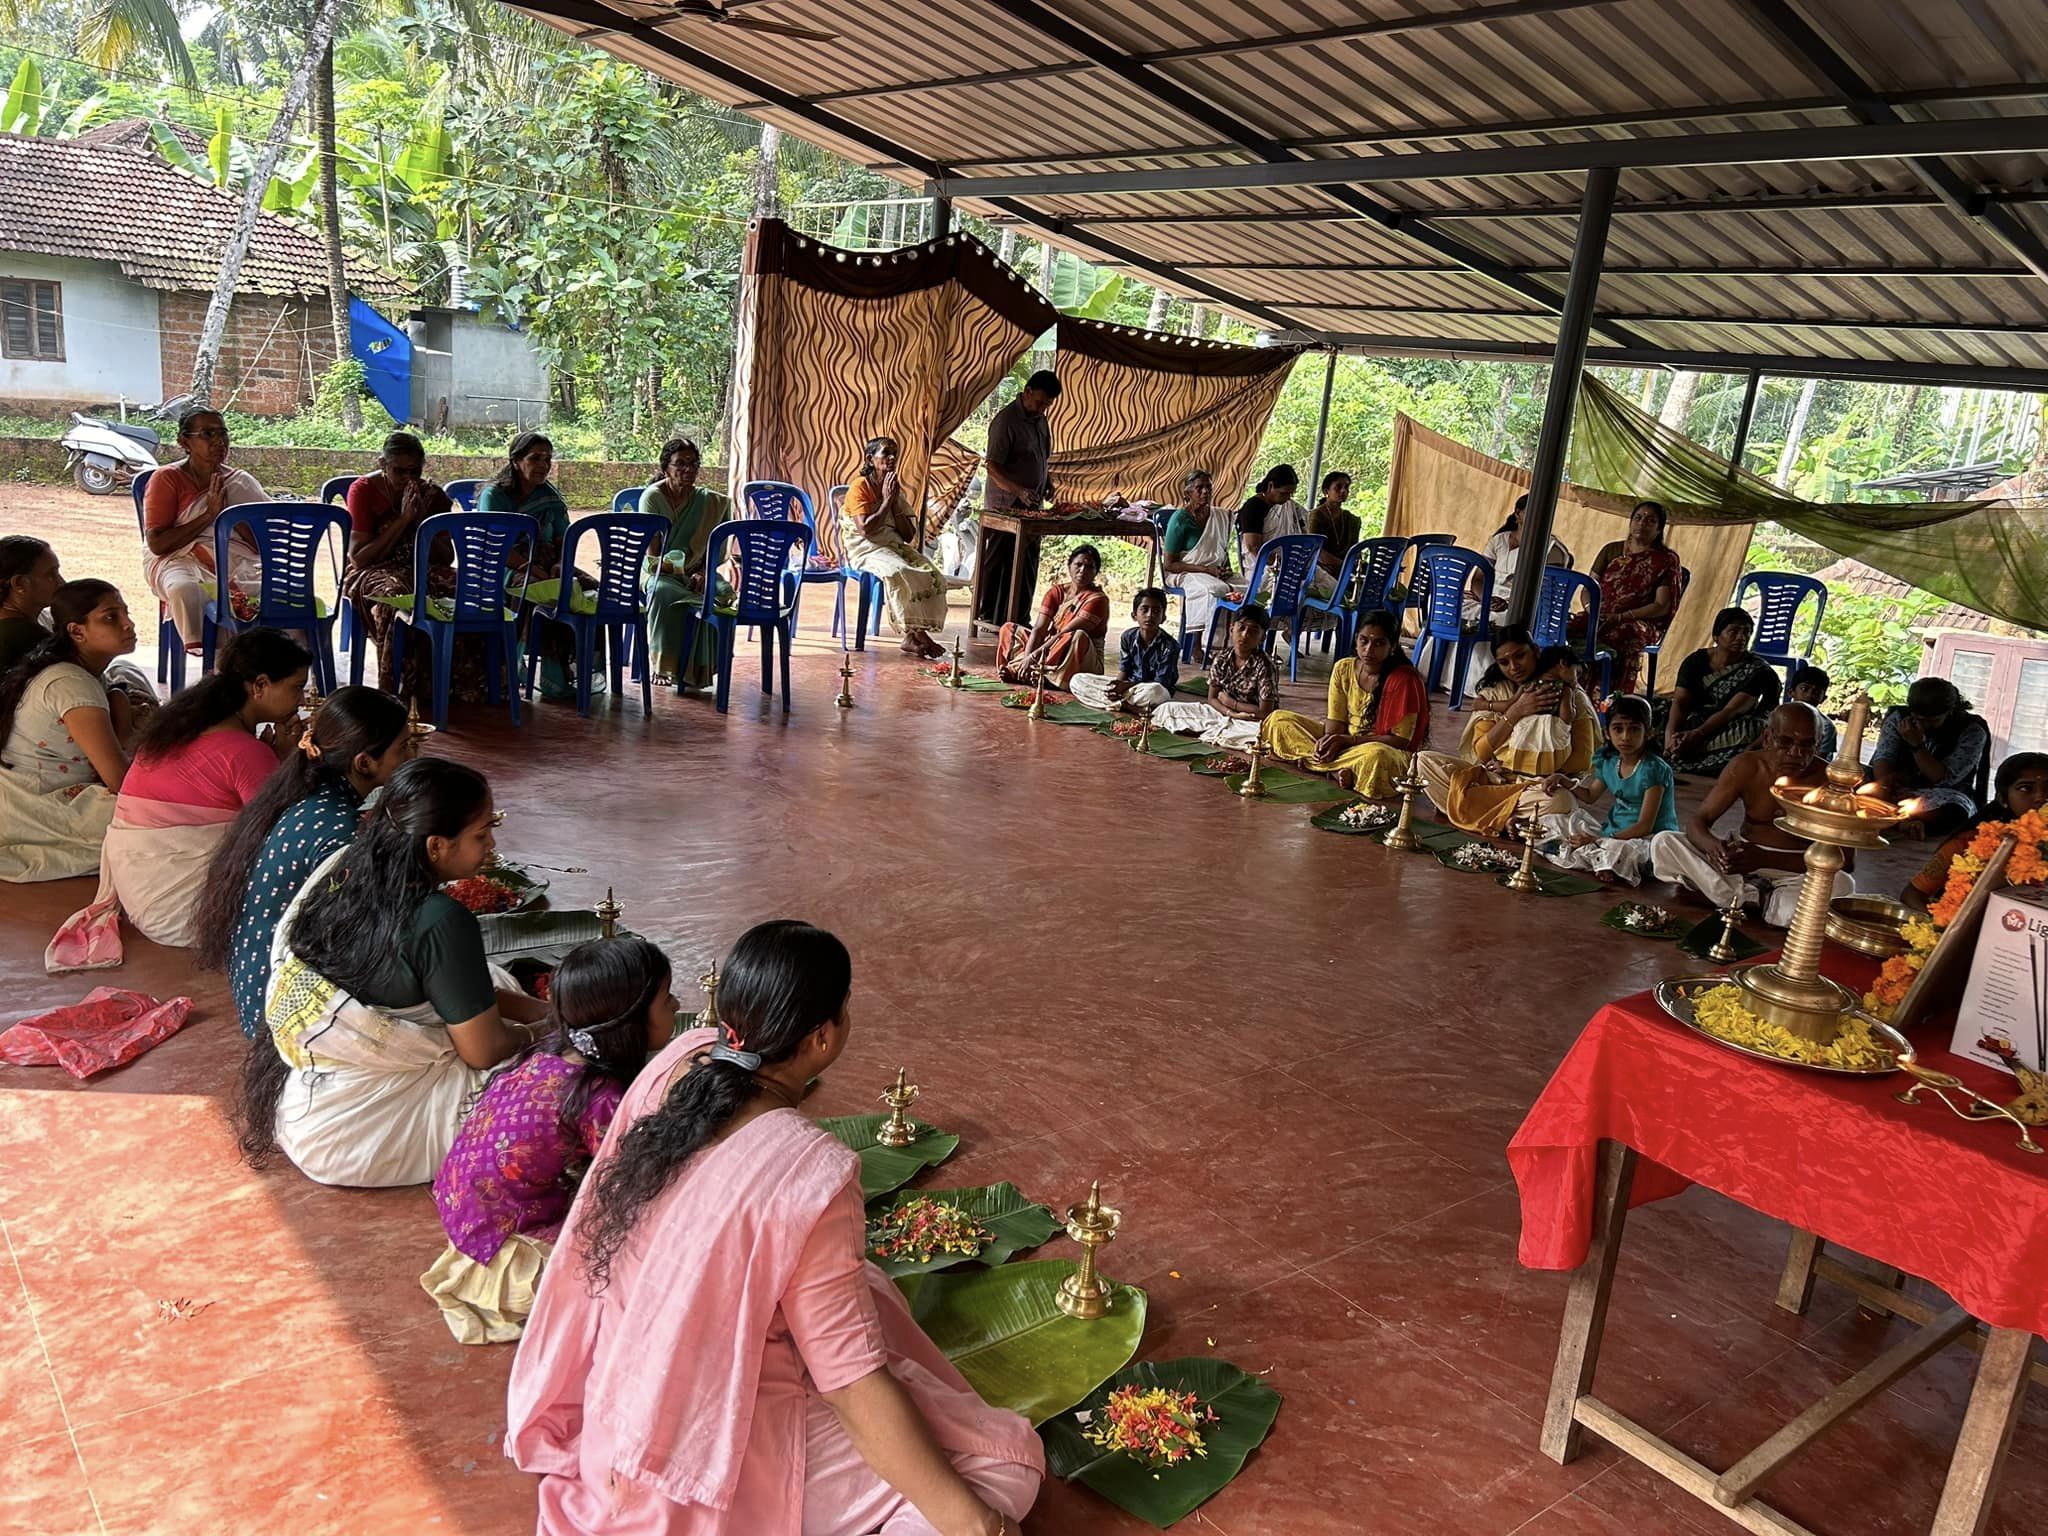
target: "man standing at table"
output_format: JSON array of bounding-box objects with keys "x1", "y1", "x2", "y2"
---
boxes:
[
  {"x1": 977, "y1": 369, "x2": 1061, "y2": 626},
  {"x1": 1650, "y1": 701, "x2": 1853, "y2": 926}
]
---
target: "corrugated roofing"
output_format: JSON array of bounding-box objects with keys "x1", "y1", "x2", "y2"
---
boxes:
[
  {"x1": 515, "y1": 0, "x2": 2048, "y2": 384},
  {"x1": 0, "y1": 124, "x2": 409, "y2": 300}
]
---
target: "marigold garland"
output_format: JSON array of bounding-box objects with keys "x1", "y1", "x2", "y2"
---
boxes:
[{"x1": 1866, "y1": 811, "x2": 2048, "y2": 1016}]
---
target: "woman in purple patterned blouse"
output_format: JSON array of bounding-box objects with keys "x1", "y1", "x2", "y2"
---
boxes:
[{"x1": 422, "y1": 935, "x2": 677, "y2": 1344}]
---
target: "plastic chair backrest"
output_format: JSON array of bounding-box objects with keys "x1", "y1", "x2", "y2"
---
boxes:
[
  {"x1": 1530, "y1": 566, "x2": 1600, "y2": 650},
  {"x1": 612, "y1": 486, "x2": 644, "y2": 514},
  {"x1": 560, "y1": 512, "x2": 668, "y2": 622},
  {"x1": 1245, "y1": 532, "x2": 1325, "y2": 615},
  {"x1": 1736, "y1": 571, "x2": 1826, "y2": 655},
  {"x1": 1418, "y1": 546, "x2": 1488, "y2": 636},
  {"x1": 213, "y1": 502, "x2": 349, "y2": 620},
  {"x1": 813, "y1": 484, "x2": 852, "y2": 569},
  {"x1": 706, "y1": 519, "x2": 814, "y2": 625},
  {"x1": 318, "y1": 474, "x2": 358, "y2": 506},
  {"x1": 1352, "y1": 536, "x2": 1408, "y2": 614},
  {"x1": 131, "y1": 467, "x2": 154, "y2": 535},
  {"x1": 444, "y1": 478, "x2": 482, "y2": 512},
  {"x1": 740, "y1": 480, "x2": 815, "y2": 525},
  {"x1": 411, "y1": 511, "x2": 536, "y2": 621}
]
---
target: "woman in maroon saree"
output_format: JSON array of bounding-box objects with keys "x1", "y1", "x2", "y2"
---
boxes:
[{"x1": 1583, "y1": 500, "x2": 1683, "y2": 697}]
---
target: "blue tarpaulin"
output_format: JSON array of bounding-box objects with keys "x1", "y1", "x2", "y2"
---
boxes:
[{"x1": 348, "y1": 297, "x2": 411, "y2": 424}]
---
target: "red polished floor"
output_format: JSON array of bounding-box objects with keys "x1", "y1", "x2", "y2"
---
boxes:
[{"x1": 3, "y1": 616, "x2": 2044, "y2": 1536}]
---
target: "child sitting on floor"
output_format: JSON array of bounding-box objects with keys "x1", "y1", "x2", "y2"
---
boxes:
[
  {"x1": 1537, "y1": 694, "x2": 1679, "y2": 884},
  {"x1": 1069, "y1": 586, "x2": 1179, "y2": 713},
  {"x1": 422, "y1": 935, "x2": 676, "y2": 1344},
  {"x1": 1788, "y1": 665, "x2": 1837, "y2": 760}
]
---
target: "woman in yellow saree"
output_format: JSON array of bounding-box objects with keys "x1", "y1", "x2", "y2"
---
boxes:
[
  {"x1": 1260, "y1": 608, "x2": 1428, "y2": 794},
  {"x1": 1416, "y1": 631, "x2": 1597, "y2": 835}
]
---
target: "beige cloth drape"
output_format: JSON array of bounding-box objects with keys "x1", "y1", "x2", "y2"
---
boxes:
[
  {"x1": 729, "y1": 219, "x2": 1052, "y2": 542},
  {"x1": 1383, "y1": 414, "x2": 1753, "y2": 684}
]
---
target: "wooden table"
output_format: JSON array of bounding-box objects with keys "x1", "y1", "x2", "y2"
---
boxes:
[{"x1": 967, "y1": 510, "x2": 1162, "y2": 638}]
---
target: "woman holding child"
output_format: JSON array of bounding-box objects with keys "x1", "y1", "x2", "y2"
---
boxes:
[{"x1": 1416, "y1": 627, "x2": 1598, "y2": 835}]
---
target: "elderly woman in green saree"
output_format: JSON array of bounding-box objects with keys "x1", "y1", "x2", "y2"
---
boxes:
[{"x1": 639, "y1": 438, "x2": 733, "y2": 690}]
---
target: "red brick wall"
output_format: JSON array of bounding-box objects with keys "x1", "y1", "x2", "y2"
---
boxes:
[{"x1": 158, "y1": 290, "x2": 340, "y2": 416}]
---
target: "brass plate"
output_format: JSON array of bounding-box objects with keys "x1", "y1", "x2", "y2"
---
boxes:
[
  {"x1": 1652, "y1": 976, "x2": 1909, "y2": 1077},
  {"x1": 1825, "y1": 895, "x2": 1911, "y2": 958}
]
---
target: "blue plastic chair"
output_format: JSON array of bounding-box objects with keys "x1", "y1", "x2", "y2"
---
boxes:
[
  {"x1": 1644, "y1": 565, "x2": 1692, "y2": 696},
  {"x1": 1305, "y1": 539, "x2": 1367, "y2": 659},
  {"x1": 678, "y1": 519, "x2": 813, "y2": 714},
  {"x1": 742, "y1": 479, "x2": 857, "y2": 645},
  {"x1": 129, "y1": 468, "x2": 188, "y2": 692},
  {"x1": 203, "y1": 503, "x2": 352, "y2": 692},
  {"x1": 319, "y1": 474, "x2": 367, "y2": 659},
  {"x1": 1530, "y1": 566, "x2": 1614, "y2": 697},
  {"x1": 1305, "y1": 536, "x2": 1407, "y2": 657},
  {"x1": 1144, "y1": 505, "x2": 1203, "y2": 663},
  {"x1": 823, "y1": 483, "x2": 887, "y2": 650},
  {"x1": 611, "y1": 487, "x2": 643, "y2": 514},
  {"x1": 387, "y1": 511, "x2": 537, "y2": 728},
  {"x1": 1736, "y1": 570, "x2": 1827, "y2": 688},
  {"x1": 1415, "y1": 546, "x2": 1493, "y2": 708},
  {"x1": 523, "y1": 512, "x2": 668, "y2": 719},
  {"x1": 1209, "y1": 532, "x2": 1325, "y2": 682},
  {"x1": 1398, "y1": 532, "x2": 1457, "y2": 622},
  {"x1": 444, "y1": 478, "x2": 482, "y2": 512}
]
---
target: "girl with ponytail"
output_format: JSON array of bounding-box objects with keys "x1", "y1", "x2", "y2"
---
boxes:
[
  {"x1": 194, "y1": 685, "x2": 414, "y2": 1036},
  {"x1": 507, "y1": 921, "x2": 1044, "y2": 1536},
  {"x1": 424, "y1": 936, "x2": 675, "y2": 1344}
]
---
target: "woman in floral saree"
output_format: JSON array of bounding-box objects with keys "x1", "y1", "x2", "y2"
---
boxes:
[{"x1": 1583, "y1": 500, "x2": 1683, "y2": 698}]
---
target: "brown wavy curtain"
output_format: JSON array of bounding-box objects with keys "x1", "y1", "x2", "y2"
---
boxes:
[
  {"x1": 1048, "y1": 323, "x2": 1306, "y2": 505},
  {"x1": 729, "y1": 219, "x2": 1054, "y2": 543}
]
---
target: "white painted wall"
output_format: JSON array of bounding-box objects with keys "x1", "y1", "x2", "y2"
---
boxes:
[{"x1": 0, "y1": 255, "x2": 162, "y2": 408}]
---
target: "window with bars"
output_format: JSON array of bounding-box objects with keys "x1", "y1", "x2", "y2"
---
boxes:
[{"x1": 1, "y1": 278, "x2": 64, "y2": 361}]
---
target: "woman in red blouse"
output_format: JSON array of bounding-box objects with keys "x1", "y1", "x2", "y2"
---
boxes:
[{"x1": 995, "y1": 544, "x2": 1110, "y2": 688}]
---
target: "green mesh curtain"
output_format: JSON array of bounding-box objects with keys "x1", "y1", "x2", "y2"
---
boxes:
[{"x1": 1568, "y1": 374, "x2": 2048, "y2": 632}]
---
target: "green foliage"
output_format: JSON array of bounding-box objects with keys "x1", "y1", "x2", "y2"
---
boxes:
[
  {"x1": 1, "y1": 54, "x2": 44, "y2": 135},
  {"x1": 1816, "y1": 588, "x2": 1950, "y2": 709},
  {"x1": 312, "y1": 357, "x2": 372, "y2": 421}
]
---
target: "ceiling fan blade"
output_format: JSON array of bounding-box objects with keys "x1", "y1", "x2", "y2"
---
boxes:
[{"x1": 720, "y1": 14, "x2": 841, "y2": 40}]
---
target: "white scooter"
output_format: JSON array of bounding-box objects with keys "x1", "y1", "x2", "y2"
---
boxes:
[{"x1": 60, "y1": 395, "x2": 183, "y2": 494}]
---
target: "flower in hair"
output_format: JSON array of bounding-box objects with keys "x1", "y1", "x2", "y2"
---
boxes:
[{"x1": 722, "y1": 1021, "x2": 744, "y2": 1048}]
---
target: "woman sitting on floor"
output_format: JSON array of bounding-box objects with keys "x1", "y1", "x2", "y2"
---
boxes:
[
  {"x1": 996, "y1": 543, "x2": 1109, "y2": 687},
  {"x1": 48, "y1": 628, "x2": 310, "y2": 968},
  {"x1": 1260, "y1": 608, "x2": 1428, "y2": 794},
  {"x1": 0, "y1": 538, "x2": 159, "y2": 741},
  {"x1": 1160, "y1": 469, "x2": 1235, "y2": 665},
  {"x1": 1870, "y1": 677, "x2": 1991, "y2": 837},
  {"x1": 424, "y1": 935, "x2": 674, "y2": 1346},
  {"x1": 192, "y1": 686, "x2": 415, "y2": 1038},
  {"x1": 1416, "y1": 632, "x2": 1597, "y2": 836},
  {"x1": 843, "y1": 435, "x2": 948, "y2": 659},
  {"x1": 343, "y1": 431, "x2": 492, "y2": 707},
  {"x1": 238, "y1": 757, "x2": 549, "y2": 1188},
  {"x1": 507, "y1": 919, "x2": 1043, "y2": 1536},
  {"x1": 1148, "y1": 604, "x2": 1277, "y2": 752},
  {"x1": 1902, "y1": 752, "x2": 2048, "y2": 911},
  {"x1": 1536, "y1": 693, "x2": 1678, "y2": 884},
  {"x1": 639, "y1": 436, "x2": 731, "y2": 690},
  {"x1": 1069, "y1": 586, "x2": 1179, "y2": 712},
  {"x1": 0, "y1": 581, "x2": 137, "y2": 882},
  {"x1": 1660, "y1": 606, "x2": 1780, "y2": 776}
]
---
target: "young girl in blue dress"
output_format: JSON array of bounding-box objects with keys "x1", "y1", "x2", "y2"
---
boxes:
[{"x1": 1538, "y1": 693, "x2": 1678, "y2": 884}]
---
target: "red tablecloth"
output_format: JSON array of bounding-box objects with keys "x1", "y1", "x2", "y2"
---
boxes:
[{"x1": 1509, "y1": 952, "x2": 2048, "y2": 1340}]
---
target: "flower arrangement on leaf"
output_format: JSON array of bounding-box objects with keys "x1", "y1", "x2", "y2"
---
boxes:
[
  {"x1": 1202, "y1": 754, "x2": 1248, "y2": 774},
  {"x1": 1081, "y1": 1386, "x2": 1217, "y2": 1470},
  {"x1": 866, "y1": 1196, "x2": 990, "y2": 1267},
  {"x1": 444, "y1": 872, "x2": 522, "y2": 914},
  {"x1": 1110, "y1": 719, "x2": 1148, "y2": 740},
  {"x1": 1001, "y1": 690, "x2": 1032, "y2": 708},
  {"x1": 1867, "y1": 812, "x2": 2048, "y2": 1017},
  {"x1": 1336, "y1": 801, "x2": 1394, "y2": 830},
  {"x1": 1448, "y1": 842, "x2": 1519, "y2": 872},
  {"x1": 921, "y1": 661, "x2": 957, "y2": 679},
  {"x1": 1614, "y1": 902, "x2": 1675, "y2": 932}
]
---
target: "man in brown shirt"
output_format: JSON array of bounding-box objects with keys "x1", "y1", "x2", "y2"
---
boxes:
[
  {"x1": 975, "y1": 370, "x2": 1059, "y2": 624},
  {"x1": 1649, "y1": 701, "x2": 1853, "y2": 926}
]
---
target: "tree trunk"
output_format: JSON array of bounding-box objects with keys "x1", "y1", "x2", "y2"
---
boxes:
[
  {"x1": 1657, "y1": 369, "x2": 1700, "y2": 435},
  {"x1": 1775, "y1": 377, "x2": 1818, "y2": 487},
  {"x1": 191, "y1": 0, "x2": 347, "y2": 408},
  {"x1": 753, "y1": 124, "x2": 782, "y2": 221},
  {"x1": 1637, "y1": 369, "x2": 1661, "y2": 410},
  {"x1": 314, "y1": 40, "x2": 360, "y2": 430},
  {"x1": 1487, "y1": 366, "x2": 1515, "y2": 457},
  {"x1": 997, "y1": 227, "x2": 1017, "y2": 267},
  {"x1": 1145, "y1": 288, "x2": 1169, "y2": 330},
  {"x1": 1187, "y1": 303, "x2": 1208, "y2": 338}
]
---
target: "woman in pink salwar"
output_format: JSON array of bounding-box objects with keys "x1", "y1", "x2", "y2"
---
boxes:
[{"x1": 507, "y1": 921, "x2": 1042, "y2": 1536}]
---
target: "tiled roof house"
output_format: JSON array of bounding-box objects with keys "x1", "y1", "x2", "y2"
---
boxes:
[{"x1": 0, "y1": 122, "x2": 408, "y2": 416}]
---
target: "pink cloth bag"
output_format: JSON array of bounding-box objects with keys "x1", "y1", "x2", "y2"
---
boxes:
[{"x1": 0, "y1": 987, "x2": 193, "y2": 1078}]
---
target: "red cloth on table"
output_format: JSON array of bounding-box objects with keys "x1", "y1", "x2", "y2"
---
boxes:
[
  {"x1": 1509, "y1": 952, "x2": 2048, "y2": 1340},
  {"x1": 0, "y1": 988, "x2": 193, "y2": 1078}
]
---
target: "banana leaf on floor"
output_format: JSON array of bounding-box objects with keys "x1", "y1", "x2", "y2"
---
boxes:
[
  {"x1": 1221, "y1": 768, "x2": 1356, "y2": 805},
  {"x1": 864, "y1": 1183, "x2": 1060, "y2": 1279},
  {"x1": 894, "y1": 1259, "x2": 1147, "y2": 1425},
  {"x1": 1041, "y1": 1356, "x2": 1282, "y2": 1529},
  {"x1": 818, "y1": 1114, "x2": 960, "y2": 1199},
  {"x1": 1678, "y1": 912, "x2": 1769, "y2": 962}
]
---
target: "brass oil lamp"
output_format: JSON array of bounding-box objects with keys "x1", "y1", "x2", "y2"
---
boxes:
[{"x1": 1054, "y1": 1181, "x2": 1122, "y2": 1319}]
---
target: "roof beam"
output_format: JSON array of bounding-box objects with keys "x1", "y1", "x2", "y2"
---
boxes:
[
  {"x1": 1282, "y1": 304, "x2": 2048, "y2": 337},
  {"x1": 1741, "y1": 0, "x2": 2048, "y2": 285},
  {"x1": 1276, "y1": 331, "x2": 2048, "y2": 391},
  {"x1": 512, "y1": 0, "x2": 1291, "y2": 331},
  {"x1": 928, "y1": 115, "x2": 2048, "y2": 199},
  {"x1": 968, "y1": 0, "x2": 1648, "y2": 347},
  {"x1": 1180, "y1": 262, "x2": 2026, "y2": 279}
]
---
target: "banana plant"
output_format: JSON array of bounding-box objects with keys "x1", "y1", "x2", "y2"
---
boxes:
[
  {"x1": 149, "y1": 110, "x2": 320, "y2": 215},
  {"x1": 1, "y1": 55, "x2": 43, "y2": 136}
]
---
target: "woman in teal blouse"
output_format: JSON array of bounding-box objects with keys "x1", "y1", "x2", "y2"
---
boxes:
[{"x1": 480, "y1": 432, "x2": 585, "y2": 700}]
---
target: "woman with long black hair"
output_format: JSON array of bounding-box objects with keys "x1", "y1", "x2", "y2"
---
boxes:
[
  {"x1": 194, "y1": 685, "x2": 414, "y2": 1037},
  {"x1": 0, "y1": 580, "x2": 137, "y2": 881},
  {"x1": 48, "y1": 627, "x2": 311, "y2": 967},
  {"x1": 508, "y1": 920, "x2": 1043, "y2": 1536},
  {"x1": 242, "y1": 756, "x2": 548, "y2": 1186},
  {"x1": 425, "y1": 935, "x2": 676, "y2": 1344}
]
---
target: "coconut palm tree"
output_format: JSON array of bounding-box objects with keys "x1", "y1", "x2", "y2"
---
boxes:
[{"x1": 5, "y1": 0, "x2": 200, "y2": 90}]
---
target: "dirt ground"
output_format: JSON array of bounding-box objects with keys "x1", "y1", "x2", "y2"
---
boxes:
[{"x1": 3, "y1": 479, "x2": 171, "y2": 674}]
